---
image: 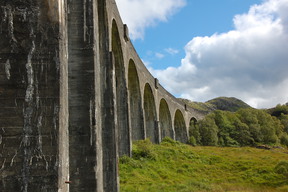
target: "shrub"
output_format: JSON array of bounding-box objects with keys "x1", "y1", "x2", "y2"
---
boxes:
[
  {"x1": 225, "y1": 136, "x2": 239, "y2": 147},
  {"x1": 132, "y1": 139, "x2": 157, "y2": 160},
  {"x1": 161, "y1": 137, "x2": 181, "y2": 146},
  {"x1": 280, "y1": 133, "x2": 288, "y2": 146},
  {"x1": 188, "y1": 136, "x2": 197, "y2": 146},
  {"x1": 274, "y1": 161, "x2": 288, "y2": 177}
]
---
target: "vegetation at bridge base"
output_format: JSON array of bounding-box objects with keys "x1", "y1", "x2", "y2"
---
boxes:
[
  {"x1": 120, "y1": 104, "x2": 288, "y2": 191},
  {"x1": 189, "y1": 104, "x2": 288, "y2": 147},
  {"x1": 119, "y1": 138, "x2": 288, "y2": 192}
]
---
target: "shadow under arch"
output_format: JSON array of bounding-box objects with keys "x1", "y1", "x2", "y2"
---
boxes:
[
  {"x1": 189, "y1": 117, "x2": 198, "y2": 136},
  {"x1": 174, "y1": 109, "x2": 188, "y2": 143},
  {"x1": 159, "y1": 98, "x2": 173, "y2": 140},
  {"x1": 128, "y1": 59, "x2": 145, "y2": 141},
  {"x1": 112, "y1": 19, "x2": 130, "y2": 156},
  {"x1": 143, "y1": 83, "x2": 159, "y2": 143},
  {"x1": 189, "y1": 117, "x2": 197, "y2": 128}
]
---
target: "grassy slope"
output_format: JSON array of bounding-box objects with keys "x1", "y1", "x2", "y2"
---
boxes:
[{"x1": 120, "y1": 139, "x2": 288, "y2": 192}]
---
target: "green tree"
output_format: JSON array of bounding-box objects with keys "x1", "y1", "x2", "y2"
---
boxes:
[
  {"x1": 280, "y1": 114, "x2": 288, "y2": 133},
  {"x1": 233, "y1": 117, "x2": 254, "y2": 146},
  {"x1": 214, "y1": 110, "x2": 238, "y2": 146},
  {"x1": 196, "y1": 105, "x2": 286, "y2": 147},
  {"x1": 237, "y1": 108, "x2": 263, "y2": 143},
  {"x1": 257, "y1": 110, "x2": 279, "y2": 144},
  {"x1": 270, "y1": 104, "x2": 288, "y2": 117},
  {"x1": 280, "y1": 133, "x2": 288, "y2": 146},
  {"x1": 199, "y1": 114, "x2": 219, "y2": 146}
]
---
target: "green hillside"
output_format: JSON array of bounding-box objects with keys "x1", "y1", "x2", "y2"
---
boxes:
[
  {"x1": 120, "y1": 139, "x2": 288, "y2": 192},
  {"x1": 206, "y1": 97, "x2": 251, "y2": 111},
  {"x1": 180, "y1": 97, "x2": 251, "y2": 115}
]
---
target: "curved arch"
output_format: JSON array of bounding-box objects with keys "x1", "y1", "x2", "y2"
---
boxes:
[
  {"x1": 189, "y1": 117, "x2": 198, "y2": 136},
  {"x1": 188, "y1": 117, "x2": 199, "y2": 143},
  {"x1": 143, "y1": 83, "x2": 159, "y2": 143},
  {"x1": 128, "y1": 60, "x2": 144, "y2": 141},
  {"x1": 159, "y1": 99, "x2": 173, "y2": 140},
  {"x1": 112, "y1": 20, "x2": 130, "y2": 156},
  {"x1": 189, "y1": 117, "x2": 197, "y2": 127},
  {"x1": 174, "y1": 110, "x2": 188, "y2": 143}
]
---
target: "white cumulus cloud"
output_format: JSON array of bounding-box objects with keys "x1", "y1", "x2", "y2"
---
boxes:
[
  {"x1": 115, "y1": 0, "x2": 186, "y2": 40},
  {"x1": 152, "y1": 0, "x2": 288, "y2": 108}
]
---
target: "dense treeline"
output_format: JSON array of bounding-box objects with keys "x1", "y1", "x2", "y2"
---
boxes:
[{"x1": 189, "y1": 104, "x2": 288, "y2": 147}]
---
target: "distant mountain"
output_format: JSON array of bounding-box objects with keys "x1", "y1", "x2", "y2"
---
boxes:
[
  {"x1": 180, "y1": 97, "x2": 251, "y2": 115},
  {"x1": 206, "y1": 97, "x2": 251, "y2": 112}
]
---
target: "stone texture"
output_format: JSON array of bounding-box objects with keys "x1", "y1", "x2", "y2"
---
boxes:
[{"x1": 0, "y1": 1, "x2": 65, "y2": 191}]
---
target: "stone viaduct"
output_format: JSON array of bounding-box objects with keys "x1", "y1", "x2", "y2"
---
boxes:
[{"x1": 0, "y1": 0, "x2": 203, "y2": 191}]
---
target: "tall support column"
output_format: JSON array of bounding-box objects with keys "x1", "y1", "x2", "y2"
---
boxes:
[
  {"x1": 98, "y1": 0, "x2": 119, "y2": 191},
  {"x1": 67, "y1": 0, "x2": 99, "y2": 191},
  {"x1": 58, "y1": 0, "x2": 70, "y2": 191},
  {"x1": 93, "y1": 0, "x2": 104, "y2": 191},
  {"x1": 0, "y1": 1, "x2": 69, "y2": 191}
]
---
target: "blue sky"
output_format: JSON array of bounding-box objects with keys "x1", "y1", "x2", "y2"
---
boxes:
[
  {"x1": 116, "y1": 0, "x2": 288, "y2": 108},
  {"x1": 133, "y1": 0, "x2": 263, "y2": 70}
]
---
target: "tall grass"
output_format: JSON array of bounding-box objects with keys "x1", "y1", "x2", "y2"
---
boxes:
[{"x1": 119, "y1": 138, "x2": 288, "y2": 192}]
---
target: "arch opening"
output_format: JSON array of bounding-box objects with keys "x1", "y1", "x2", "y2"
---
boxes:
[
  {"x1": 189, "y1": 117, "x2": 198, "y2": 139},
  {"x1": 112, "y1": 20, "x2": 130, "y2": 156},
  {"x1": 128, "y1": 60, "x2": 144, "y2": 141},
  {"x1": 189, "y1": 117, "x2": 197, "y2": 130},
  {"x1": 174, "y1": 110, "x2": 188, "y2": 143},
  {"x1": 159, "y1": 99, "x2": 173, "y2": 141},
  {"x1": 143, "y1": 83, "x2": 158, "y2": 143}
]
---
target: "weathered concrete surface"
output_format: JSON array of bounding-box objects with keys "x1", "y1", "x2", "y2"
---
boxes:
[
  {"x1": 0, "y1": 0, "x2": 69, "y2": 191},
  {"x1": 67, "y1": 0, "x2": 99, "y2": 191},
  {"x1": 0, "y1": 0, "x2": 204, "y2": 191}
]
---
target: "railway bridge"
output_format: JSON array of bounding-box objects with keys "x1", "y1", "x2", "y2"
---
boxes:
[{"x1": 0, "y1": 0, "x2": 203, "y2": 191}]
